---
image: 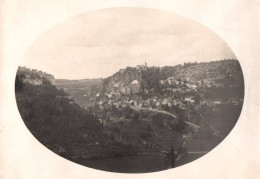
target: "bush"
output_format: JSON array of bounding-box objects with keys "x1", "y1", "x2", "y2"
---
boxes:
[{"x1": 139, "y1": 132, "x2": 152, "y2": 140}]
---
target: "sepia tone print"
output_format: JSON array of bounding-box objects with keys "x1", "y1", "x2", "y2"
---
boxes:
[{"x1": 15, "y1": 8, "x2": 244, "y2": 173}]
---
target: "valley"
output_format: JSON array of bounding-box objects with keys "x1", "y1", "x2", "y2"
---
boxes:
[{"x1": 15, "y1": 59, "x2": 244, "y2": 172}]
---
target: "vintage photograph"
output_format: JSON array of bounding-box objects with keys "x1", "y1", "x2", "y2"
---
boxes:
[{"x1": 15, "y1": 8, "x2": 244, "y2": 173}]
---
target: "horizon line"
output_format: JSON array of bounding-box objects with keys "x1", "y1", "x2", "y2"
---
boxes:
[{"x1": 19, "y1": 58, "x2": 238, "y2": 80}]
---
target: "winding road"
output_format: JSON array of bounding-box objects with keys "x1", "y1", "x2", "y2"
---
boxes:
[{"x1": 130, "y1": 106, "x2": 200, "y2": 129}]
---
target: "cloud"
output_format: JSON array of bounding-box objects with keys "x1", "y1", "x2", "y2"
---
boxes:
[{"x1": 22, "y1": 8, "x2": 236, "y2": 79}]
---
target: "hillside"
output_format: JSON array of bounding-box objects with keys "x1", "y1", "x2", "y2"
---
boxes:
[
  {"x1": 15, "y1": 69, "x2": 140, "y2": 160},
  {"x1": 174, "y1": 59, "x2": 243, "y2": 83}
]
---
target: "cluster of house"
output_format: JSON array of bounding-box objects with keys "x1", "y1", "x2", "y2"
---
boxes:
[
  {"x1": 93, "y1": 85, "x2": 243, "y2": 112},
  {"x1": 160, "y1": 77, "x2": 199, "y2": 89},
  {"x1": 89, "y1": 61, "x2": 243, "y2": 113},
  {"x1": 160, "y1": 75, "x2": 225, "y2": 90},
  {"x1": 18, "y1": 66, "x2": 55, "y2": 85},
  {"x1": 95, "y1": 92, "x2": 176, "y2": 111},
  {"x1": 121, "y1": 80, "x2": 140, "y2": 95},
  {"x1": 95, "y1": 96, "x2": 179, "y2": 111}
]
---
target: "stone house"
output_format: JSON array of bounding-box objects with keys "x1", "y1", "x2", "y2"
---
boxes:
[
  {"x1": 184, "y1": 96, "x2": 195, "y2": 103},
  {"x1": 160, "y1": 80, "x2": 167, "y2": 85},
  {"x1": 130, "y1": 80, "x2": 140, "y2": 94},
  {"x1": 174, "y1": 80, "x2": 180, "y2": 85},
  {"x1": 167, "y1": 77, "x2": 175, "y2": 85},
  {"x1": 212, "y1": 100, "x2": 222, "y2": 105}
]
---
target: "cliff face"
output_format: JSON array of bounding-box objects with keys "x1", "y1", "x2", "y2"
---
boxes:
[
  {"x1": 98, "y1": 59, "x2": 242, "y2": 96},
  {"x1": 17, "y1": 66, "x2": 55, "y2": 85},
  {"x1": 100, "y1": 67, "x2": 143, "y2": 94}
]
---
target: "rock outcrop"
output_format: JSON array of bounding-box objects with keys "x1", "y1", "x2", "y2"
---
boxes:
[{"x1": 17, "y1": 66, "x2": 55, "y2": 85}]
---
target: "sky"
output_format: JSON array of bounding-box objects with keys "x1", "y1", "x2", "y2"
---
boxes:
[{"x1": 21, "y1": 7, "x2": 236, "y2": 79}]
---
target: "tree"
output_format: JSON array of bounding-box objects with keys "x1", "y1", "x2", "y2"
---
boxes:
[{"x1": 15, "y1": 74, "x2": 24, "y2": 92}]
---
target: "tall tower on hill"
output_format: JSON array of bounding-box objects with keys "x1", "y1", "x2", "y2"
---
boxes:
[{"x1": 136, "y1": 61, "x2": 148, "y2": 70}]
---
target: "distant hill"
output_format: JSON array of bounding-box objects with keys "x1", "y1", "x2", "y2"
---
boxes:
[
  {"x1": 55, "y1": 79, "x2": 103, "y2": 107},
  {"x1": 56, "y1": 79, "x2": 102, "y2": 88}
]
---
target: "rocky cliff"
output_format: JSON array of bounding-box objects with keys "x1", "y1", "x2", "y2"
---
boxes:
[
  {"x1": 100, "y1": 67, "x2": 143, "y2": 94},
  {"x1": 17, "y1": 66, "x2": 55, "y2": 85},
  {"x1": 98, "y1": 59, "x2": 243, "y2": 96}
]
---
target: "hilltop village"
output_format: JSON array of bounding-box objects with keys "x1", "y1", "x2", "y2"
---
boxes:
[{"x1": 88, "y1": 60, "x2": 243, "y2": 122}]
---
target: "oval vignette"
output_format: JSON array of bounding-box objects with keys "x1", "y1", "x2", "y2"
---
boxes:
[{"x1": 15, "y1": 7, "x2": 244, "y2": 173}]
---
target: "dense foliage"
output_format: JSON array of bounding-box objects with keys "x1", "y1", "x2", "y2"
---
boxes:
[{"x1": 15, "y1": 75, "x2": 113, "y2": 156}]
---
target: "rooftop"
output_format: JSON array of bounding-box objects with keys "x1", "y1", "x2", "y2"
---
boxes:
[{"x1": 131, "y1": 80, "x2": 139, "y2": 85}]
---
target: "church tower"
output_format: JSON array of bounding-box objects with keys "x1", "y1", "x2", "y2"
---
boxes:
[{"x1": 143, "y1": 61, "x2": 148, "y2": 71}]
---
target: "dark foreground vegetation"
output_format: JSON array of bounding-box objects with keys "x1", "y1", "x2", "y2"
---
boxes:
[{"x1": 15, "y1": 77, "x2": 139, "y2": 160}]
